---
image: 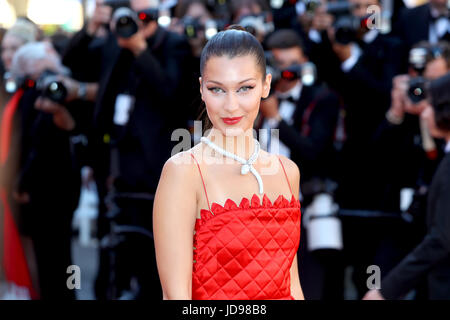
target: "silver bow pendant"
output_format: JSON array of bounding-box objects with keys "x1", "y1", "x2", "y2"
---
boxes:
[{"x1": 241, "y1": 163, "x2": 251, "y2": 175}]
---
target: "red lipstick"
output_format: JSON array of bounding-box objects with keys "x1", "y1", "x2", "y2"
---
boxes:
[{"x1": 222, "y1": 116, "x2": 243, "y2": 125}]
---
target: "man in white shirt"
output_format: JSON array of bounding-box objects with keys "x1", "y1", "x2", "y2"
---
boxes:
[{"x1": 258, "y1": 29, "x2": 340, "y2": 188}]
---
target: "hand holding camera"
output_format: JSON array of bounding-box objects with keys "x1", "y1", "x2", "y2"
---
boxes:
[
  {"x1": 109, "y1": 5, "x2": 159, "y2": 55},
  {"x1": 34, "y1": 96, "x2": 76, "y2": 131},
  {"x1": 116, "y1": 28, "x2": 148, "y2": 56},
  {"x1": 28, "y1": 71, "x2": 78, "y2": 131},
  {"x1": 387, "y1": 75, "x2": 429, "y2": 124}
]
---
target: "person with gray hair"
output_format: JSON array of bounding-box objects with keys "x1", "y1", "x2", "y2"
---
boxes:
[
  {"x1": 1, "y1": 19, "x2": 39, "y2": 72},
  {"x1": 1, "y1": 19, "x2": 39, "y2": 109},
  {"x1": 9, "y1": 41, "x2": 79, "y2": 131},
  {"x1": 0, "y1": 41, "x2": 89, "y2": 299},
  {"x1": 10, "y1": 41, "x2": 68, "y2": 79}
]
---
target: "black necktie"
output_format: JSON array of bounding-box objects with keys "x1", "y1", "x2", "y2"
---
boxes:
[
  {"x1": 278, "y1": 96, "x2": 296, "y2": 104},
  {"x1": 429, "y1": 11, "x2": 448, "y2": 23},
  {"x1": 440, "y1": 31, "x2": 450, "y2": 42}
]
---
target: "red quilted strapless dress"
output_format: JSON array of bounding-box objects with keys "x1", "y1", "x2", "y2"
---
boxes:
[
  {"x1": 192, "y1": 194, "x2": 301, "y2": 300},
  {"x1": 190, "y1": 153, "x2": 301, "y2": 300}
]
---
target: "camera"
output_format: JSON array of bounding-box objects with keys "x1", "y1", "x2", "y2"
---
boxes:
[
  {"x1": 406, "y1": 46, "x2": 437, "y2": 103},
  {"x1": 408, "y1": 77, "x2": 428, "y2": 104},
  {"x1": 109, "y1": 3, "x2": 159, "y2": 38},
  {"x1": 5, "y1": 70, "x2": 68, "y2": 104},
  {"x1": 181, "y1": 17, "x2": 223, "y2": 40},
  {"x1": 304, "y1": 0, "x2": 375, "y2": 44},
  {"x1": 35, "y1": 71, "x2": 68, "y2": 104},
  {"x1": 238, "y1": 13, "x2": 274, "y2": 38},
  {"x1": 334, "y1": 14, "x2": 373, "y2": 44},
  {"x1": 266, "y1": 52, "x2": 317, "y2": 95},
  {"x1": 181, "y1": 16, "x2": 203, "y2": 39}
]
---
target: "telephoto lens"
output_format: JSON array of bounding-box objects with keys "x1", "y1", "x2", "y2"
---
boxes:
[
  {"x1": 238, "y1": 14, "x2": 274, "y2": 38},
  {"x1": 111, "y1": 7, "x2": 140, "y2": 38},
  {"x1": 36, "y1": 74, "x2": 68, "y2": 104},
  {"x1": 334, "y1": 15, "x2": 367, "y2": 44},
  {"x1": 182, "y1": 16, "x2": 202, "y2": 39},
  {"x1": 265, "y1": 52, "x2": 317, "y2": 92},
  {"x1": 408, "y1": 77, "x2": 428, "y2": 104},
  {"x1": 280, "y1": 63, "x2": 316, "y2": 86}
]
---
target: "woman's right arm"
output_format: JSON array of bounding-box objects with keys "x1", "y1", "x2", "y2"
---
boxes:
[{"x1": 153, "y1": 152, "x2": 198, "y2": 300}]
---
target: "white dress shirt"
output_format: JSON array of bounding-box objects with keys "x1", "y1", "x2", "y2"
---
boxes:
[
  {"x1": 429, "y1": 8, "x2": 450, "y2": 43},
  {"x1": 341, "y1": 29, "x2": 379, "y2": 72},
  {"x1": 260, "y1": 81, "x2": 303, "y2": 158}
]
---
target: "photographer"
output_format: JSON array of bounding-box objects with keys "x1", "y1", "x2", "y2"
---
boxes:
[
  {"x1": 374, "y1": 41, "x2": 450, "y2": 191},
  {"x1": 62, "y1": 0, "x2": 191, "y2": 299},
  {"x1": 1, "y1": 19, "x2": 39, "y2": 104},
  {"x1": 1, "y1": 41, "x2": 85, "y2": 299},
  {"x1": 171, "y1": 0, "x2": 213, "y2": 57},
  {"x1": 259, "y1": 29, "x2": 340, "y2": 198},
  {"x1": 364, "y1": 72, "x2": 450, "y2": 300},
  {"x1": 304, "y1": 0, "x2": 404, "y2": 92},
  {"x1": 367, "y1": 42, "x2": 450, "y2": 298},
  {"x1": 258, "y1": 29, "x2": 341, "y2": 299}
]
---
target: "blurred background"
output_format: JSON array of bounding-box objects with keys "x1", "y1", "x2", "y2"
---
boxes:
[{"x1": 0, "y1": 0, "x2": 450, "y2": 301}]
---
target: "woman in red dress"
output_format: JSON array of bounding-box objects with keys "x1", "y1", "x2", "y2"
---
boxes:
[{"x1": 153, "y1": 25, "x2": 304, "y2": 300}]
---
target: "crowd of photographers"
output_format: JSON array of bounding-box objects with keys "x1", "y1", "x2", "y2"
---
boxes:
[{"x1": 0, "y1": 0, "x2": 449, "y2": 300}]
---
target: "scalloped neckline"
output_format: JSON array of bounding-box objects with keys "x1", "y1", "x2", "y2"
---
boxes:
[{"x1": 197, "y1": 193, "x2": 300, "y2": 220}]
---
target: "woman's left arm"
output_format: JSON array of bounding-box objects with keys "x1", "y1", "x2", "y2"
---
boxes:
[
  {"x1": 290, "y1": 253, "x2": 304, "y2": 300},
  {"x1": 280, "y1": 155, "x2": 305, "y2": 300}
]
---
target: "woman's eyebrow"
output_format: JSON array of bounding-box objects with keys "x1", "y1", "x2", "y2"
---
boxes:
[{"x1": 206, "y1": 78, "x2": 257, "y2": 85}]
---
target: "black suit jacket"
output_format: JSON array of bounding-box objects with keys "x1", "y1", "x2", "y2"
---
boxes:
[
  {"x1": 4, "y1": 89, "x2": 82, "y2": 236},
  {"x1": 393, "y1": 3, "x2": 430, "y2": 49},
  {"x1": 307, "y1": 33, "x2": 405, "y2": 211},
  {"x1": 380, "y1": 152, "x2": 450, "y2": 299}
]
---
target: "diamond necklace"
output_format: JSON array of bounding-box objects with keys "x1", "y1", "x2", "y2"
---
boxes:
[{"x1": 200, "y1": 136, "x2": 264, "y2": 194}]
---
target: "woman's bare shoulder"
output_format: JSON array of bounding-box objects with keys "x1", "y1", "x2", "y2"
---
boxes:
[
  {"x1": 277, "y1": 154, "x2": 300, "y2": 178},
  {"x1": 162, "y1": 150, "x2": 198, "y2": 181},
  {"x1": 260, "y1": 151, "x2": 300, "y2": 177},
  {"x1": 261, "y1": 152, "x2": 300, "y2": 195}
]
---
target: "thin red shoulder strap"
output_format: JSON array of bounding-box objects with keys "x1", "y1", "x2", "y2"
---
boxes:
[
  {"x1": 190, "y1": 153, "x2": 211, "y2": 212},
  {"x1": 277, "y1": 156, "x2": 294, "y2": 197}
]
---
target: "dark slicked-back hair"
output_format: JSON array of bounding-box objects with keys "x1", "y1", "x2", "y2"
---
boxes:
[
  {"x1": 199, "y1": 24, "x2": 266, "y2": 80},
  {"x1": 265, "y1": 29, "x2": 305, "y2": 52}
]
